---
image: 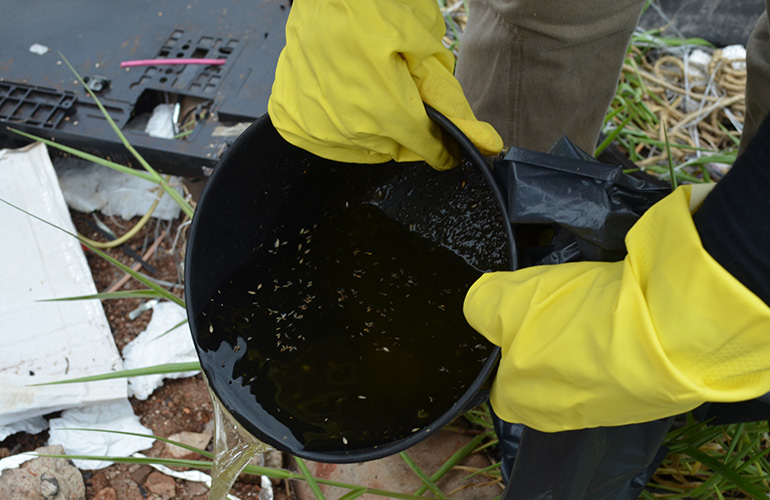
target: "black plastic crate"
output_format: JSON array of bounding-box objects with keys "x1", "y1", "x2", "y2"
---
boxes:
[{"x1": 0, "y1": 0, "x2": 291, "y2": 178}]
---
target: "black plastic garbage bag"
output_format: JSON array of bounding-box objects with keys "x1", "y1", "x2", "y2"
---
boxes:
[{"x1": 494, "y1": 138, "x2": 671, "y2": 266}]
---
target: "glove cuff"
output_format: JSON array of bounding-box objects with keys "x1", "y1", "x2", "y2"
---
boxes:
[{"x1": 625, "y1": 184, "x2": 770, "y2": 405}]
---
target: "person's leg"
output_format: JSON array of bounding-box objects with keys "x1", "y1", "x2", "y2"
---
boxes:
[
  {"x1": 740, "y1": 4, "x2": 770, "y2": 153},
  {"x1": 499, "y1": 419, "x2": 672, "y2": 500},
  {"x1": 456, "y1": 0, "x2": 647, "y2": 154}
]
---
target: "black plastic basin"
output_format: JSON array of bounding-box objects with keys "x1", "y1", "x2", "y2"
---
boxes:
[{"x1": 184, "y1": 108, "x2": 515, "y2": 463}]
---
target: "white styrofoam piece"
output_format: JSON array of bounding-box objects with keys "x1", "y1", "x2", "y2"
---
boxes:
[
  {"x1": 686, "y1": 48, "x2": 711, "y2": 84},
  {"x1": 722, "y1": 44, "x2": 747, "y2": 71},
  {"x1": 0, "y1": 143, "x2": 126, "y2": 437},
  {"x1": 122, "y1": 301, "x2": 200, "y2": 400}
]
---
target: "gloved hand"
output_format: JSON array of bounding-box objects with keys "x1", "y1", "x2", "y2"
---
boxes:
[
  {"x1": 464, "y1": 184, "x2": 770, "y2": 432},
  {"x1": 267, "y1": 0, "x2": 503, "y2": 170}
]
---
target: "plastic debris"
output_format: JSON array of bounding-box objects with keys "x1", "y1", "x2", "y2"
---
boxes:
[
  {"x1": 145, "y1": 103, "x2": 179, "y2": 139},
  {"x1": 122, "y1": 301, "x2": 200, "y2": 400},
  {"x1": 48, "y1": 399, "x2": 154, "y2": 470},
  {"x1": 54, "y1": 156, "x2": 184, "y2": 220},
  {"x1": 722, "y1": 44, "x2": 747, "y2": 71},
  {"x1": 28, "y1": 43, "x2": 49, "y2": 55}
]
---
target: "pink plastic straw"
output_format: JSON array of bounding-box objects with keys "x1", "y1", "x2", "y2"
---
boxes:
[{"x1": 120, "y1": 58, "x2": 226, "y2": 68}]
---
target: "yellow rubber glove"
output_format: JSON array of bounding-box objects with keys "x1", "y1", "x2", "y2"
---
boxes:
[
  {"x1": 267, "y1": 0, "x2": 503, "y2": 170},
  {"x1": 464, "y1": 185, "x2": 770, "y2": 432}
]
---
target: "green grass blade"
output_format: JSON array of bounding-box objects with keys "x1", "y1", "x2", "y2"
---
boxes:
[
  {"x1": 152, "y1": 318, "x2": 189, "y2": 341},
  {"x1": 30, "y1": 362, "x2": 201, "y2": 386},
  {"x1": 43, "y1": 452, "x2": 300, "y2": 482},
  {"x1": 663, "y1": 124, "x2": 678, "y2": 190},
  {"x1": 294, "y1": 457, "x2": 328, "y2": 500},
  {"x1": 642, "y1": 165, "x2": 704, "y2": 184},
  {"x1": 595, "y1": 114, "x2": 633, "y2": 156},
  {"x1": 337, "y1": 488, "x2": 369, "y2": 500},
  {"x1": 58, "y1": 54, "x2": 159, "y2": 179},
  {"x1": 38, "y1": 453, "x2": 213, "y2": 470},
  {"x1": 461, "y1": 461, "x2": 502, "y2": 480},
  {"x1": 683, "y1": 446, "x2": 770, "y2": 499},
  {"x1": 38, "y1": 289, "x2": 166, "y2": 302},
  {"x1": 7, "y1": 127, "x2": 156, "y2": 182},
  {"x1": 724, "y1": 423, "x2": 746, "y2": 461},
  {"x1": 56, "y1": 427, "x2": 212, "y2": 458},
  {"x1": 400, "y1": 451, "x2": 448, "y2": 499},
  {"x1": 717, "y1": 122, "x2": 741, "y2": 147},
  {"x1": 414, "y1": 430, "x2": 494, "y2": 496},
  {"x1": 75, "y1": 240, "x2": 184, "y2": 306}
]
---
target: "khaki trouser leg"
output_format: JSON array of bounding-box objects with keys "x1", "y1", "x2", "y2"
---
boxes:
[
  {"x1": 740, "y1": 3, "x2": 770, "y2": 153},
  {"x1": 456, "y1": 0, "x2": 647, "y2": 154}
]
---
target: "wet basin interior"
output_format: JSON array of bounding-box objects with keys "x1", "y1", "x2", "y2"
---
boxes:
[{"x1": 185, "y1": 112, "x2": 514, "y2": 462}]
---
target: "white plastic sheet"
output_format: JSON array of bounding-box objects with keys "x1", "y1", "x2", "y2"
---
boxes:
[
  {"x1": 122, "y1": 301, "x2": 200, "y2": 400},
  {"x1": 48, "y1": 399, "x2": 155, "y2": 470},
  {"x1": 54, "y1": 156, "x2": 184, "y2": 221}
]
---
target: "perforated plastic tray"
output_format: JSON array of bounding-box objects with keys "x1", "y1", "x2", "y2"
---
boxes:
[{"x1": 0, "y1": 0, "x2": 291, "y2": 178}]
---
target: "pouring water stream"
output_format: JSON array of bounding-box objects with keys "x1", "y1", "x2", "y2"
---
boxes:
[{"x1": 206, "y1": 379, "x2": 272, "y2": 500}]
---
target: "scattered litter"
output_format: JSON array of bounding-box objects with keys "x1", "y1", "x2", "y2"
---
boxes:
[
  {"x1": 84, "y1": 75, "x2": 111, "y2": 93},
  {"x1": 608, "y1": 35, "x2": 747, "y2": 175},
  {"x1": 120, "y1": 58, "x2": 227, "y2": 68},
  {"x1": 128, "y1": 298, "x2": 160, "y2": 320},
  {"x1": 722, "y1": 44, "x2": 747, "y2": 71},
  {"x1": 145, "y1": 103, "x2": 179, "y2": 139},
  {"x1": 686, "y1": 49, "x2": 712, "y2": 85},
  {"x1": 54, "y1": 156, "x2": 184, "y2": 220},
  {"x1": 259, "y1": 475, "x2": 274, "y2": 500},
  {"x1": 28, "y1": 43, "x2": 49, "y2": 55},
  {"x1": 121, "y1": 301, "x2": 200, "y2": 400},
  {"x1": 0, "y1": 143, "x2": 126, "y2": 440},
  {"x1": 48, "y1": 399, "x2": 154, "y2": 470}
]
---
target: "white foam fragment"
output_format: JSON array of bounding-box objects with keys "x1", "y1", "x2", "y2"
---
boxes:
[{"x1": 0, "y1": 143, "x2": 126, "y2": 439}]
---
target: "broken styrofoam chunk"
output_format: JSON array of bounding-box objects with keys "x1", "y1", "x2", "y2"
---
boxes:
[
  {"x1": 54, "y1": 156, "x2": 184, "y2": 220},
  {"x1": 722, "y1": 44, "x2": 747, "y2": 71},
  {"x1": 686, "y1": 49, "x2": 712, "y2": 84},
  {"x1": 29, "y1": 43, "x2": 49, "y2": 55},
  {"x1": 0, "y1": 143, "x2": 126, "y2": 439},
  {"x1": 122, "y1": 301, "x2": 200, "y2": 400},
  {"x1": 48, "y1": 399, "x2": 154, "y2": 470}
]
